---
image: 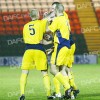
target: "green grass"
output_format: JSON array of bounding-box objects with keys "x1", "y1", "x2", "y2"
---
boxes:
[
  {"x1": 0, "y1": 65, "x2": 100, "y2": 100},
  {"x1": 98, "y1": 56, "x2": 100, "y2": 64}
]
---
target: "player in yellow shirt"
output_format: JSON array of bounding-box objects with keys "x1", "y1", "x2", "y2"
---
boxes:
[
  {"x1": 19, "y1": 9, "x2": 55, "y2": 100},
  {"x1": 50, "y1": 2, "x2": 79, "y2": 99},
  {"x1": 46, "y1": 4, "x2": 73, "y2": 99}
]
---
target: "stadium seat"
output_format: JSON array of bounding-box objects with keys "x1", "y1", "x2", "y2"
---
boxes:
[
  {"x1": 14, "y1": 5, "x2": 21, "y2": 9},
  {"x1": 0, "y1": 4, "x2": 8, "y2": 12},
  {"x1": 20, "y1": 1, "x2": 27, "y2": 4},
  {"x1": 13, "y1": 0, "x2": 20, "y2": 4},
  {"x1": 68, "y1": 4, "x2": 76, "y2": 10},
  {"x1": 70, "y1": 26, "x2": 75, "y2": 33},
  {"x1": 19, "y1": 26, "x2": 24, "y2": 33},
  {"x1": 0, "y1": 0, "x2": 80, "y2": 35},
  {"x1": 73, "y1": 19, "x2": 80, "y2": 24},
  {"x1": 17, "y1": 19, "x2": 25, "y2": 26},
  {"x1": 21, "y1": 4, "x2": 28, "y2": 10},
  {"x1": 12, "y1": 26, "x2": 19, "y2": 34},
  {"x1": 0, "y1": 16, "x2": 3, "y2": 21},
  {"x1": 0, "y1": 27, "x2": 6, "y2": 34},
  {"x1": 0, "y1": 20, "x2": 4, "y2": 25},
  {"x1": 11, "y1": 20, "x2": 19, "y2": 26},
  {"x1": 75, "y1": 30, "x2": 81, "y2": 34},
  {"x1": 6, "y1": 0, "x2": 13, "y2": 4},
  {"x1": 4, "y1": 21, "x2": 11, "y2": 26},
  {"x1": 67, "y1": 0, "x2": 74, "y2": 3},
  {"x1": 5, "y1": 26, "x2": 13, "y2": 34}
]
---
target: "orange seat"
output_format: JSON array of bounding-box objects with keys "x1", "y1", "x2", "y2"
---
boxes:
[
  {"x1": 5, "y1": 26, "x2": 12, "y2": 31},
  {"x1": 71, "y1": 26, "x2": 75, "y2": 33},
  {"x1": 12, "y1": 26, "x2": 19, "y2": 34},
  {"x1": 2, "y1": 12, "x2": 9, "y2": 16},
  {"x1": 0, "y1": 21, "x2": 4, "y2": 26},
  {"x1": 76, "y1": 30, "x2": 81, "y2": 34},
  {"x1": 0, "y1": 27, "x2": 6, "y2": 34},
  {"x1": 24, "y1": 19, "x2": 31, "y2": 24},
  {"x1": 96, "y1": 10, "x2": 100, "y2": 14},
  {"x1": 72, "y1": 14, "x2": 78, "y2": 19},
  {"x1": 98, "y1": 19, "x2": 100, "y2": 24},
  {"x1": 11, "y1": 20, "x2": 18, "y2": 25},
  {"x1": 73, "y1": 19, "x2": 80, "y2": 24},
  {"x1": 17, "y1": 19, "x2": 25, "y2": 25},
  {"x1": 96, "y1": 13, "x2": 100, "y2": 18},
  {"x1": 5, "y1": 26, "x2": 13, "y2": 34},
  {"x1": 0, "y1": 16, "x2": 3, "y2": 21},
  {"x1": 70, "y1": 10, "x2": 77, "y2": 15},
  {"x1": 75, "y1": 24, "x2": 81, "y2": 29},
  {"x1": 70, "y1": 21, "x2": 74, "y2": 26},
  {"x1": 19, "y1": 25, "x2": 24, "y2": 32},
  {"x1": 4, "y1": 21, "x2": 11, "y2": 25}
]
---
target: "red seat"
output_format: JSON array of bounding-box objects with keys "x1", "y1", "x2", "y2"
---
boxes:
[
  {"x1": 70, "y1": 10, "x2": 77, "y2": 15},
  {"x1": 17, "y1": 19, "x2": 25, "y2": 25},
  {"x1": 0, "y1": 16, "x2": 3, "y2": 21},
  {"x1": 96, "y1": 10, "x2": 100, "y2": 14},
  {"x1": 0, "y1": 21, "x2": 4, "y2": 26},
  {"x1": 4, "y1": 21, "x2": 11, "y2": 25},
  {"x1": 96, "y1": 13, "x2": 100, "y2": 18},
  {"x1": 75, "y1": 24, "x2": 81, "y2": 29},
  {"x1": 11, "y1": 20, "x2": 18, "y2": 25},
  {"x1": 70, "y1": 26, "x2": 75, "y2": 33},
  {"x1": 76, "y1": 30, "x2": 81, "y2": 34},
  {"x1": 72, "y1": 14, "x2": 78, "y2": 19},
  {"x1": 2, "y1": 12, "x2": 9, "y2": 16},
  {"x1": 24, "y1": 18, "x2": 31, "y2": 24},
  {"x1": 12, "y1": 26, "x2": 19, "y2": 34},
  {"x1": 0, "y1": 27, "x2": 6, "y2": 34},
  {"x1": 19, "y1": 25, "x2": 24, "y2": 34},
  {"x1": 5, "y1": 26, "x2": 13, "y2": 34},
  {"x1": 73, "y1": 19, "x2": 80, "y2": 24}
]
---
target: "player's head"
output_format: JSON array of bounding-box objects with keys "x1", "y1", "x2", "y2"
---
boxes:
[
  {"x1": 55, "y1": 4, "x2": 64, "y2": 16},
  {"x1": 51, "y1": 2, "x2": 60, "y2": 12},
  {"x1": 29, "y1": 9, "x2": 39, "y2": 20}
]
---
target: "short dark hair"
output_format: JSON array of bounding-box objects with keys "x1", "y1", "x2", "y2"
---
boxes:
[{"x1": 52, "y1": 2, "x2": 60, "y2": 5}]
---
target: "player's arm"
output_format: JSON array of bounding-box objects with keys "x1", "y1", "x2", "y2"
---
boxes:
[
  {"x1": 40, "y1": 39, "x2": 53, "y2": 45},
  {"x1": 46, "y1": 18, "x2": 58, "y2": 33},
  {"x1": 43, "y1": 11, "x2": 55, "y2": 22}
]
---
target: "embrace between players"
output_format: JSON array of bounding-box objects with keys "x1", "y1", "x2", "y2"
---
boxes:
[{"x1": 19, "y1": 2, "x2": 79, "y2": 100}]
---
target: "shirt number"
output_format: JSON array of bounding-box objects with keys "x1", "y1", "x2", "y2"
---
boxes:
[{"x1": 29, "y1": 25, "x2": 35, "y2": 35}]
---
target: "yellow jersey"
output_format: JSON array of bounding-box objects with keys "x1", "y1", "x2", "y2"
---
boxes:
[
  {"x1": 63, "y1": 11, "x2": 71, "y2": 31},
  {"x1": 23, "y1": 19, "x2": 47, "y2": 44},
  {"x1": 49, "y1": 15, "x2": 70, "y2": 44}
]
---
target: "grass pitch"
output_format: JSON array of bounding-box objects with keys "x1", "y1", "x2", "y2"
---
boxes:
[{"x1": 0, "y1": 64, "x2": 100, "y2": 100}]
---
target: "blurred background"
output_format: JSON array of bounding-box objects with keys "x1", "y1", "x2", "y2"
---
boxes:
[{"x1": 0, "y1": 0, "x2": 100, "y2": 66}]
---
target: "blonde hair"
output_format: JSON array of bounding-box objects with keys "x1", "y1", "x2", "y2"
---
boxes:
[{"x1": 29, "y1": 9, "x2": 39, "y2": 20}]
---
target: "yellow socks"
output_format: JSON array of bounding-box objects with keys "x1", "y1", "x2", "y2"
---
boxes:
[
  {"x1": 53, "y1": 77, "x2": 60, "y2": 94},
  {"x1": 43, "y1": 74, "x2": 51, "y2": 96},
  {"x1": 69, "y1": 72, "x2": 77, "y2": 90},
  {"x1": 20, "y1": 73, "x2": 28, "y2": 95},
  {"x1": 63, "y1": 76, "x2": 69, "y2": 83},
  {"x1": 55, "y1": 72, "x2": 70, "y2": 91}
]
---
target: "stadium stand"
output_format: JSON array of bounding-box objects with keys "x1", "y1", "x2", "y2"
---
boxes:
[
  {"x1": 0, "y1": 0, "x2": 81, "y2": 35},
  {"x1": 2, "y1": 0, "x2": 100, "y2": 55},
  {"x1": 93, "y1": 0, "x2": 100, "y2": 25},
  {"x1": 74, "y1": 0, "x2": 100, "y2": 52}
]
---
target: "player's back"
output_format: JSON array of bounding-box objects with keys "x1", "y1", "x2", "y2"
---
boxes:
[
  {"x1": 55, "y1": 16, "x2": 70, "y2": 40},
  {"x1": 23, "y1": 19, "x2": 46, "y2": 44}
]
